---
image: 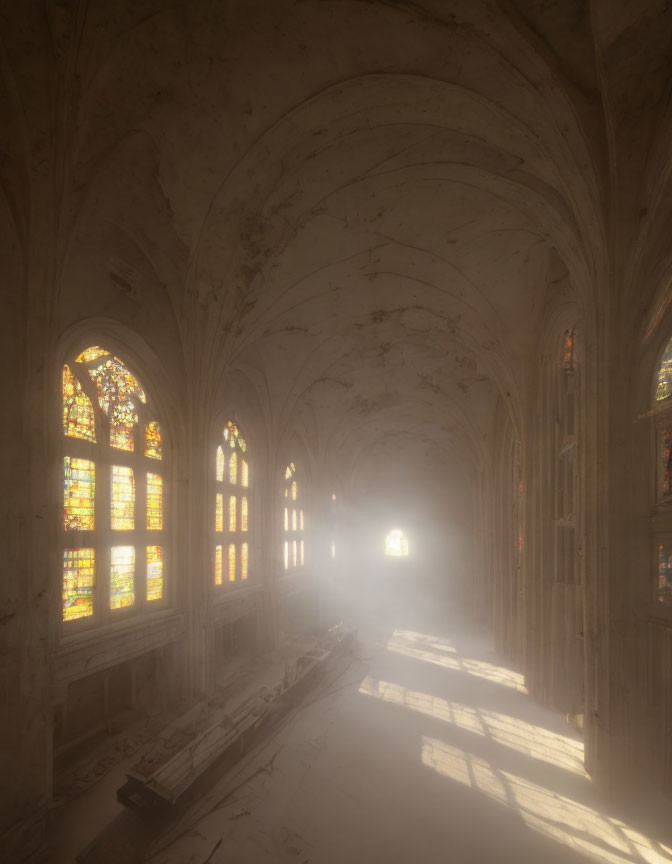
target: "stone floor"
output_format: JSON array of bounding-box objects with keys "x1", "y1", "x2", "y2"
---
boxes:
[{"x1": 126, "y1": 605, "x2": 672, "y2": 864}]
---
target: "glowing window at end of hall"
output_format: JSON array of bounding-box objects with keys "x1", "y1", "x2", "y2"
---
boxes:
[{"x1": 385, "y1": 529, "x2": 409, "y2": 558}]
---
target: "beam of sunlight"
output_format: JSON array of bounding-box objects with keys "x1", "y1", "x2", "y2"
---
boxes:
[
  {"x1": 359, "y1": 675, "x2": 586, "y2": 776},
  {"x1": 422, "y1": 737, "x2": 672, "y2": 864},
  {"x1": 387, "y1": 630, "x2": 528, "y2": 693}
]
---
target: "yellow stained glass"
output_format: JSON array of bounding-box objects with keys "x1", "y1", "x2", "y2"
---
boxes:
[
  {"x1": 145, "y1": 421, "x2": 162, "y2": 459},
  {"x1": 239, "y1": 436, "x2": 247, "y2": 453},
  {"x1": 63, "y1": 365, "x2": 96, "y2": 442},
  {"x1": 147, "y1": 473, "x2": 163, "y2": 530},
  {"x1": 111, "y1": 466, "x2": 135, "y2": 530},
  {"x1": 241, "y1": 459, "x2": 249, "y2": 488},
  {"x1": 292, "y1": 509, "x2": 297, "y2": 531},
  {"x1": 216, "y1": 445, "x2": 225, "y2": 482},
  {"x1": 76, "y1": 346, "x2": 108, "y2": 362},
  {"x1": 284, "y1": 541, "x2": 289, "y2": 570},
  {"x1": 241, "y1": 542, "x2": 248, "y2": 580},
  {"x1": 657, "y1": 335, "x2": 672, "y2": 401},
  {"x1": 292, "y1": 540, "x2": 297, "y2": 567},
  {"x1": 229, "y1": 451, "x2": 238, "y2": 484},
  {"x1": 62, "y1": 548, "x2": 95, "y2": 621},
  {"x1": 300, "y1": 540, "x2": 304, "y2": 566},
  {"x1": 215, "y1": 544, "x2": 223, "y2": 585},
  {"x1": 147, "y1": 545, "x2": 163, "y2": 601},
  {"x1": 285, "y1": 465, "x2": 292, "y2": 479},
  {"x1": 110, "y1": 545, "x2": 135, "y2": 609},
  {"x1": 229, "y1": 495, "x2": 237, "y2": 532},
  {"x1": 86, "y1": 350, "x2": 146, "y2": 451},
  {"x1": 215, "y1": 493, "x2": 224, "y2": 532},
  {"x1": 241, "y1": 497, "x2": 248, "y2": 531},
  {"x1": 64, "y1": 457, "x2": 95, "y2": 531},
  {"x1": 284, "y1": 507, "x2": 289, "y2": 531},
  {"x1": 228, "y1": 543, "x2": 236, "y2": 582},
  {"x1": 291, "y1": 481, "x2": 297, "y2": 501},
  {"x1": 300, "y1": 509, "x2": 304, "y2": 531}
]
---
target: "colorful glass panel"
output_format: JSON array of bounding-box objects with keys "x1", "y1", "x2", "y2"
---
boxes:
[
  {"x1": 658, "y1": 543, "x2": 672, "y2": 603},
  {"x1": 228, "y1": 544, "x2": 236, "y2": 582},
  {"x1": 291, "y1": 481, "x2": 297, "y2": 501},
  {"x1": 215, "y1": 544, "x2": 223, "y2": 585},
  {"x1": 110, "y1": 545, "x2": 135, "y2": 609},
  {"x1": 241, "y1": 459, "x2": 249, "y2": 488},
  {"x1": 241, "y1": 497, "x2": 248, "y2": 531},
  {"x1": 86, "y1": 351, "x2": 146, "y2": 451},
  {"x1": 111, "y1": 466, "x2": 135, "y2": 530},
  {"x1": 62, "y1": 365, "x2": 96, "y2": 441},
  {"x1": 241, "y1": 543, "x2": 248, "y2": 580},
  {"x1": 147, "y1": 545, "x2": 163, "y2": 601},
  {"x1": 64, "y1": 457, "x2": 95, "y2": 530},
  {"x1": 147, "y1": 473, "x2": 163, "y2": 530},
  {"x1": 657, "y1": 336, "x2": 672, "y2": 401},
  {"x1": 562, "y1": 329, "x2": 576, "y2": 373},
  {"x1": 229, "y1": 495, "x2": 237, "y2": 532},
  {"x1": 62, "y1": 548, "x2": 95, "y2": 621},
  {"x1": 145, "y1": 421, "x2": 162, "y2": 459},
  {"x1": 292, "y1": 509, "x2": 297, "y2": 531},
  {"x1": 76, "y1": 346, "x2": 108, "y2": 362},
  {"x1": 215, "y1": 493, "x2": 224, "y2": 532},
  {"x1": 229, "y1": 451, "x2": 238, "y2": 485},
  {"x1": 216, "y1": 446, "x2": 225, "y2": 482}
]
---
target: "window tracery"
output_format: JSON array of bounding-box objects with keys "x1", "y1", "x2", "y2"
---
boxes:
[
  {"x1": 214, "y1": 421, "x2": 249, "y2": 585},
  {"x1": 61, "y1": 346, "x2": 165, "y2": 623},
  {"x1": 283, "y1": 462, "x2": 304, "y2": 570}
]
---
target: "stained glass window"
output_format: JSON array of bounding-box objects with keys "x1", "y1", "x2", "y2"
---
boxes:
[
  {"x1": 111, "y1": 466, "x2": 135, "y2": 530},
  {"x1": 228, "y1": 543, "x2": 236, "y2": 582},
  {"x1": 111, "y1": 545, "x2": 135, "y2": 609},
  {"x1": 62, "y1": 346, "x2": 166, "y2": 624},
  {"x1": 658, "y1": 542, "x2": 672, "y2": 603},
  {"x1": 657, "y1": 336, "x2": 672, "y2": 401},
  {"x1": 283, "y1": 463, "x2": 305, "y2": 571},
  {"x1": 147, "y1": 473, "x2": 163, "y2": 530},
  {"x1": 63, "y1": 365, "x2": 96, "y2": 441},
  {"x1": 562, "y1": 329, "x2": 576, "y2": 373},
  {"x1": 145, "y1": 421, "x2": 162, "y2": 460},
  {"x1": 147, "y1": 545, "x2": 163, "y2": 601},
  {"x1": 215, "y1": 544, "x2": 223, "y2": 585},
  {"x1": 64, "y1": 458, "x2": 95, "y2": 530},
  {"x1": 63, "y1": 549, "x2": 95, "y2": 621},
  {"x1": 214, "y1": 420, "x2": 250, "y2": 585}
]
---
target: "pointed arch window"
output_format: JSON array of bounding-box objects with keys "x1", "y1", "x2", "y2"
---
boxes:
[
  {"x1": 283, "y1": 462, "x2": 304, "y2": 570},
  {"x1": 214, "y1": 421, "x2": 249, "y2": 585},
  {"x1": 61, "y1": 346, "x2": 165, "y2": 625}
]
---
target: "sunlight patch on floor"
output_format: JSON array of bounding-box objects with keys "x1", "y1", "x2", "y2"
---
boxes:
[
  {"x1": 359, "y1": 675, "x2": 586, "y2": 776},
  {"x1": 422, "y1": 737, "x2": 672, "y2": 864},
  {"x1": 387, "y1": 629, "x2": 528, "y2": 693}
]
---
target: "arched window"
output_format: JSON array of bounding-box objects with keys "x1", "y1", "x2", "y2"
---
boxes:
[
  {"x1": 61, "y1": 346, "x2": 165, "y2": 625},
  {"x1": 214, "y1": 421, "x2": 249, "y2": 585},
  {"x1": 554, "y1": 328, "x2": 580, "y2": 584},
  {"x1": 283, "y1": 463, "x2": 304, "y2": 570},
  {"x1": 653, "y1": 336, "x2": 672, "y2": 603}
]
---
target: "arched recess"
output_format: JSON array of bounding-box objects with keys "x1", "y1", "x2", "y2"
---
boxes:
[{"x1": 57, "y1": 328, "x2": 177, "y2": 631}]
